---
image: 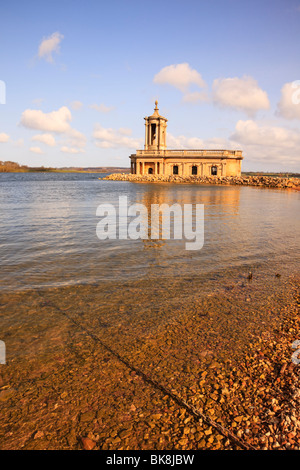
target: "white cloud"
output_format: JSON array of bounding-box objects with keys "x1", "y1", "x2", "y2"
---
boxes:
[
  {"x1": 20, "y1": 106, "x2": 72, "y2": 133},
  {"x1": 32, "y1": 133, "x2": 56, "y2": 147},
  {"x1": 20, "y1": 106, "x2": 86, "y2": 150},
  {"x1": 60, "y1": 146, "x2": 84, "y2": 154},
  {"x1": 93, "y1": 124, "x2": 142, "y2": 149},
  {"x1": 90, "y1": 103, "x2": 115, "y2": 113},
  {"x1": 38, "y1": 32, "x2": 64, "y2": 63},
  {"x1": 67, "y1": 128, "x2": 86, "y2": 148},
  {"x1": 167, "y1": 133, "x2": 204, "y2": 149},
  {"x1": 276, "y1": 81, "x2": 300, "y2": 120},
  {"x1": 231, "y1": 120, "x2": 299, "y2": 147},
  {"x1": 231, "y1": 119, "x2": 300, "y2": 166},
  {"x1": 153, "y1": 63, "x2": 206, "y2": 93},
  {"x1": 30, "y1": 146, "x2": 44, "y2": 154},
  {"x1": 118, "y1": 127, "x2": 132, "y2": 136},
  {"x1": 70, "y1": 101, "x2": 83, "y2": 110},
  {"x1": 0, "y1": 132, "x2": 9, "y2": 143},
  {"x1": 167, "y1": 133, "x2": 238, "y2": 151},
  {"x1": 212, "y1": 76, "x2": 270, "y2": 116}
]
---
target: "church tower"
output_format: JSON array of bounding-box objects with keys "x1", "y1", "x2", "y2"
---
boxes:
[
  {"x1": 129, "y1": 101, "x2": 242, "y2": 176},
  {"x1": 144, "y1": 100, "x2": 167, "y2": 151}
]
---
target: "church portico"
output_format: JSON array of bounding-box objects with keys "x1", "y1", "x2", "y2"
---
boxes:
[
  {"x1": 130, "y1": 102, "x2": 243, "y2": 177},
  {"x1": 134, "y1": 159, "x2": 165, "y2": 175}
]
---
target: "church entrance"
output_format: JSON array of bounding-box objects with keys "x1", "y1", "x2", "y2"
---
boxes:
[
  {"x1": 148, "y1": 168, "x2": 153, "y2": 174},
  {"x1": 192, "y1": 166, "x2": 197, "y2": 175},
  {"x1": 173, "y1": 165, "x2": 179, "y2": 175},
  {"x1": 211, "y1": 166, "x2": 218, "y2": 176}
]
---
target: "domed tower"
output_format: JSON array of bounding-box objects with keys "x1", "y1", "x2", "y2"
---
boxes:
[
  {"x1": 130, "y1": 101, "x2": 243, "y2": 177},
  {"x1": 144, "y1": 100, "x2": 167, "y2": 151}
]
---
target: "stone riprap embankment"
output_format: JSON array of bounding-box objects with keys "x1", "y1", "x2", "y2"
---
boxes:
[{"x1": 102, "y1": 173, "x2": 300, "y2": 190}]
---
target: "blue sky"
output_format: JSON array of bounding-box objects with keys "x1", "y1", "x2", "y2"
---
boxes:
[{"x1": 1, "y1": 0, "x2": 300, "y2": 171}]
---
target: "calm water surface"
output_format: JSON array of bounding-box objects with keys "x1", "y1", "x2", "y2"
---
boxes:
[{"x1": 0, "y1": 172, "x2": 299, "y2": 291}]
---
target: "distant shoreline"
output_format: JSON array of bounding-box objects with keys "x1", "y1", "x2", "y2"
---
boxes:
[
  {"x1": 0, "y1": 168, "x2": 300, "y2": 178},
  {"x1": 0, "y1": 165, "x2": 131, "y2": 174},
  {"x1": 0, "y1": 161, "x2": 299, "y2": 177}
]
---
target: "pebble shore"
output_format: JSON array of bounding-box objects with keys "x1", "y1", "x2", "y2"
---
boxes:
[
  {"x1": 102, "y1": 173, "x2": 300, "y2": 190},
  {"x1": 0, "y1": 275, "x2": 299, "y2": 450}
]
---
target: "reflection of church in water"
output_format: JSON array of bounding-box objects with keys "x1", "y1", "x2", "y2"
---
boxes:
[
  {"x1": 136, "y1": 184, "x2": 241, "y2": 253},
  {"x1": 130, "y1": 101, "x2": 243, "y2": 177}
]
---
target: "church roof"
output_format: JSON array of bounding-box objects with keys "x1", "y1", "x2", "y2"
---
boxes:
[{"x1": 145, "y1": 101, "x2": 168, "y2": 121}]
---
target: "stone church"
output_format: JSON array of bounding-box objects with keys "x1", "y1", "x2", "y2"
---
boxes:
[{"x1": 130, "y1": 101, "x2": 243, "y2": 177}]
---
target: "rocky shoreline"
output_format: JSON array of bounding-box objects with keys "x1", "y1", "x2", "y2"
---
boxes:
[
  {"x1": 103, "y1": 173, "x2": 300, "y2": 190},
  {"x1": 189, "y1": 276, "x2": 300, "y2": 450}
]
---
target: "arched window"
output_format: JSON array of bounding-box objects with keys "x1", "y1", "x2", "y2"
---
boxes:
[
  {"x1": 151, "y1": 124, "x2": 156, "y2": 145},
  {"x1": 148, "y1": 167, "x2": 153, "y2": 174},
  {"x1": 192, "y1": 166, "x2": 197, "y2": 175},
  {"x1": 173, "y1": 165, "x2": 179, "y2": 175},
  {"x1": 211, "y1": 166, "x2": 218, "y2": 176}
]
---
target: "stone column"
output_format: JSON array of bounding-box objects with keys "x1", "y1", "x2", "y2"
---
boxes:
[
  {"x1": 161, "y1": 122, "x2": 166, "y2": 148},
  {"x1": 148, "y1": 125, "x2": 151, "y2": 149},
  {"x1": 145, "y1": 122, "x2": 148, "y2": 149},
  {"x1": 154, "y1": 121, "x2": 157, "y2": 149},
  {"x1": 142, "y1": 161, "x2": 145, "y2": 175},
  {"x1": 155, "y1": 162, "x2": 157, "y2": 174}
]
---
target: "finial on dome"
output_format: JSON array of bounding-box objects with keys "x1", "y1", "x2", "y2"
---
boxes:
[{"x1": 155, "y1": 100, "x2": 158, "y2": 109}]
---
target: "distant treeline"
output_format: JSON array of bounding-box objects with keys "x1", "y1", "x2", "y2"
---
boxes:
[
  {"x1": 0, "y1": 161, "x2": 30, "y2": 172},
  {"x1": 0, "y1": 161, "x2": 58, "y2": 172},
  {"x1": 243, "y1": 171, "x2": 300, "y2": 178},
  {"x1": 0, "y1": 160, "x2": 130, "y2": 173}
]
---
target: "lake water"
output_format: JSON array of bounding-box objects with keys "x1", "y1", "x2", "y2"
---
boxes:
[{"x1": 0, "y1": 172, "x2": 299, "y2": 292}]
